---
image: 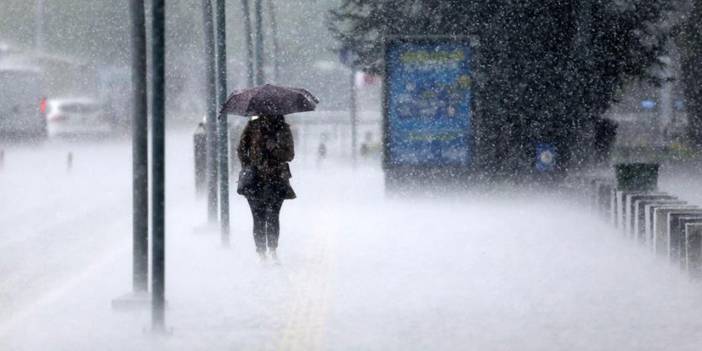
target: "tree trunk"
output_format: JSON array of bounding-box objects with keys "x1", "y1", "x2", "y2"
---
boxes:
[{"x1": 683, "y1": 0, "x2": 702, "y2": 147}]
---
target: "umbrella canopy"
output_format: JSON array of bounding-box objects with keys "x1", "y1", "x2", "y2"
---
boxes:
[{"x1": 221, "y1": 84, "x2": 319, "y2": 116}]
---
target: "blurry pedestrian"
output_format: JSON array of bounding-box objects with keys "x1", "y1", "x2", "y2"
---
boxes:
[
  {"x1": 317, "y1": 132, "x2": 328, "y2": 165},
  {"x1": 237, "y1": 114, "x2": 296, "y2": 262},
  {"x1": 360, "y1": 131, "x2": 374, "y2": 158}
]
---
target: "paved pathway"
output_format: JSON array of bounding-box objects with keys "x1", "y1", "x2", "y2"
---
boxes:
[{"x1": 2, "y1": 136, "x2": 702, "y2": 350}]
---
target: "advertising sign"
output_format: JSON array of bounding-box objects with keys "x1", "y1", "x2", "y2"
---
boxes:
[{"x1": 384, "y1": 37, "x2": 474, "y2": 168}]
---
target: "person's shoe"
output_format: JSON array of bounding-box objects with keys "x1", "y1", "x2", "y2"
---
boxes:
[
  {"x1": 269, "y1": 249, "x2": 280, "y2": 265},
  {"x1": 257, "y1": 250, "x2": 267, "y2": 263}
]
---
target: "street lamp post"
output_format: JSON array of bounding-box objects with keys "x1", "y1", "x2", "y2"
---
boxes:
[
  {"x1": 203, "y1": 0, "x2": 219, "y2": 223},
  {"x1": 150, "y1": 0, "x2": 167, "y2": 331},
  {"x1": 350, "y1": 69, "x2": 358, "y2": 167},
  {"x1": 34, "y1": 0, "x2": 46, "y2": 51},
  {"x1": 242, "y1": 0, "x2": 255, "y2": 87},
  {"x1": 129, "y1": 0, "x2": 149, "y2": 295},
  {"x1": 574, "y1": 0, "x2": 594, "y2": 166},
  {"x1": 254, "y1": 0, "x2": 265, "y2": 85},
  {"x1": 215, "y1": 0, "x2": 230, "y2": 245},
  {"x1": 267, "y1": 0, "x2": 280, "y2": 82}
]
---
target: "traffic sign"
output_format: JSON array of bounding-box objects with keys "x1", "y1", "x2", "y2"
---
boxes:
[{"x1": 535, "y1": 143, "x2": 556, "y2": 172}]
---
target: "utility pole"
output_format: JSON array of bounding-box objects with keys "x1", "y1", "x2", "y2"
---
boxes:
[
  {"x1": 215, "y1": 0, "x2": 230, "y2": 245},
  {"x1": 254, "y1": 0, "x2": 265, "y2": 85},
  {"x1": 572, "y1": 0, "x2": 594, "y2": 167},
  {"x1": 350, "y1": 68, "x2": 358, "y2": 167},
  {"x1": 203, "y1": 0, "x2": 219, "y2": 223},
  {"x1": 267, "y1": 0, "x2": 280, "y2": 82},
  {"x1": 341, "y1": 48, "x2": 358, "y2": 167},
  {"x1": 129, "y1": 0, "x2": 149, "y2": 295},
  {"x1": 34, "y1": 0, "x2": 45, "y2": 51},
  {"x1": 150, "y1": 0, "x2": 166, "y2": 331},
  {"x1": 242, "y1": 0, "x2": 255, "y2": 87}
]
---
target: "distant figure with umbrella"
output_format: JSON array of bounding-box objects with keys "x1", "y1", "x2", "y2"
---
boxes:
[{"x1": 222, "y1": 84, "x2": 319, "y2": 262}]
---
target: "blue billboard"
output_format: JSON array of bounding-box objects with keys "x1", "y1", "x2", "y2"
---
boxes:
[{"x1": 384, "y1": 38, "x2": 474, "y2": 168}]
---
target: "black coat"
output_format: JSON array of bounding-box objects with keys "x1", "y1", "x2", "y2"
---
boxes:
[{"x1": 237, "y1": 116, "x2": 296, "y2": 201}]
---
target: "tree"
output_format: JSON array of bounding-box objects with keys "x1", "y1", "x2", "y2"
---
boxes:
[
  {"x1": 681, "y1": 0, "x2": 702, "y2": 147},
  {"x1": 329, "y1": 0, "x2": 673, "y2": 177}
]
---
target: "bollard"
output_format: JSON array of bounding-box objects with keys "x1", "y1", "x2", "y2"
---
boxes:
[
  {"x1": 644, "y1": 201, "x2": 687, "y2": 247},
  {"x1": 597, "y1": 182, "x2": 615, "y2": 217},
  {"x1": 0, "y1": 149, "x2": 4, "y2": 170},
  {"x1": 652, "y1": 205, "x2": 698, "y2": 257},
  {"x1": 67, "y1": 152, "x2": 73, "y2": 171},
  {"x1": 590, "y1": 178, "x2": 602, "y2": 212},
  {"x1": 685, "y1": 223, "x2": 702, "y2": 279},
  {"x1": 193, "y1": 123, "x2": 207, "y2": 196},
  {"x1": 614, "y1": 190, "x2": 624, "y2": 229},
  {"x1": 666, "y1": 209, "x2": 702, "y2": 264},
  {"x1": 622, "y1": 192, "x2": 667, "y2": 238},
  {"x1": 631, "y1": 196, "x2": 676, "y2": 242},
  {"x1": 669, "y1": 213, "x2": 702, "y2": 265}
]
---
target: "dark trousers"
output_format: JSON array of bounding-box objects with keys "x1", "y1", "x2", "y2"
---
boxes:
[{"x1": 246, "y1": 198, "x2": 284, "y2": 252}]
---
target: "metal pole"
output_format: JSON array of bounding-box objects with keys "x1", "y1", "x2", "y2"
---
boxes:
[
  {"x1": 129, "y1": 0, "x2": 149, "y2": 295},
  {"x1": 350, "y1": 68, "x2": 358, "y2": 167},
  {"x1": 215, "y1": 0, "x2": 230, "y2": 245},
  {"x1": 266, "y1": 0, "x2": 280, "y2": 82},
  {"x1": 34, "y1": 0, "x2": 45, "y2": 51},
  {"x1": 574, "y1": 0, "x2": 593, "y2": 167},
  {"x1": 241, "y1": 0, "x2": 255, "y2": 87},
  {"x1": 203, "y1": 0, "x2": 219, "y2": 223},
  {"x1": 254, "y1": 0, "x2": 264, "y2": 85},
  {"x1": 150, "y1": 0, "x2": 166, "y2": 331}
]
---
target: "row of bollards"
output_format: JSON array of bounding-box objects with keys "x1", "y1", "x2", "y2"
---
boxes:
[{"x1": 572, "y1": 163, "x2": 702, "y2": 279}]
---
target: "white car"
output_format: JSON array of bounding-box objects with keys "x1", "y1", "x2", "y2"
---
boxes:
[{"x1": 46, "y1": 98, "x2": 112, "y2": 138}]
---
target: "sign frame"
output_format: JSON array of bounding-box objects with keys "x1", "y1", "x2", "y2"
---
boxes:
[{"x1": 382, "y1": 35, "x2": 480, "y2": 179}]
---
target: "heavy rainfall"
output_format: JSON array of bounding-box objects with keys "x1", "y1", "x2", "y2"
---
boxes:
[{"x1": 2, "y1": 0, "x2": 702, "y2": 350}]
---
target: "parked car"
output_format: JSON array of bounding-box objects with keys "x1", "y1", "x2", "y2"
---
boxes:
[
  {"x1": 0, "y1": 66, "x2": 47, "y2": 141},
  {"x1": 46, "y1": 98, "x2": 112, "y2": 138}
]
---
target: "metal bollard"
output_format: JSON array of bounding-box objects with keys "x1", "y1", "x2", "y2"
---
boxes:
[
  {"x1": 193, "y1": 123, "x2": 207, "y2": 196},
  {"x1": 627, "y1": 194, "x2": 674, "y2": 240},
  {"x1": 0, "y1": 149, "x2": 4, "y2": 170},
  {"x1": 67, "y1": 152, "x2": 73, "y2": 171},
  {"x1": 651, "y1": 205, "x2": 698, "y2": 257},
  {"x1": 669, "y1": 213, "x2": 702, "y2": 265},
  {"x1": 685, "y1": 223, "x2": 702, "y2": 279},
  {"x1": 597, "y1": 182, "x2": 614, "y2": 218}
]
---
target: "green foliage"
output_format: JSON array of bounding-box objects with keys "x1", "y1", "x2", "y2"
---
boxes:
[
  {"x1": 329, "y1": 0, "x2": 674, "y2": 176},
  {"x1": 680, "y1": 0, "x2": 702, "y2": 146}
]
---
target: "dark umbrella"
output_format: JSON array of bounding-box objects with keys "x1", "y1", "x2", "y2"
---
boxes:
[{"x1": 221, "y1": 84, "x2": 319, "y2": 116}]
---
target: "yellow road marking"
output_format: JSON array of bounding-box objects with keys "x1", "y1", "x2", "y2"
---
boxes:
[{"x1": 276, "y1": 217, "x2": 337, "y2": 351}]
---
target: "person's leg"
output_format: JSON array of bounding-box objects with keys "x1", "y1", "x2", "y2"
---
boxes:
[
  {"x1": 265, "y1": 199, "x2": 284, "y2": 253},
  {"x1": 247, "y1": 198, "x2": 267, "y2": 256}
]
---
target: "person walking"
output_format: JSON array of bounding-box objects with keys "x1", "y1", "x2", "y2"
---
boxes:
[
  {"x1": 220, "y1": 84, "x2": 318, "y2": 262},
  {"x1": 237, "y1": 114, "x2": 296, "y2": 261}
]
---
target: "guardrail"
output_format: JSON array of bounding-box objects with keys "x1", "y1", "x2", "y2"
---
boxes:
[{"x1": 571, "y1": 167, "x2": 702, "y2": 279}]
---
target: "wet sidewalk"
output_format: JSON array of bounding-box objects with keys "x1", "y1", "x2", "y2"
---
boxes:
[{"x1": 3, "y1": 160, "x2": 702, "y2": 350}]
